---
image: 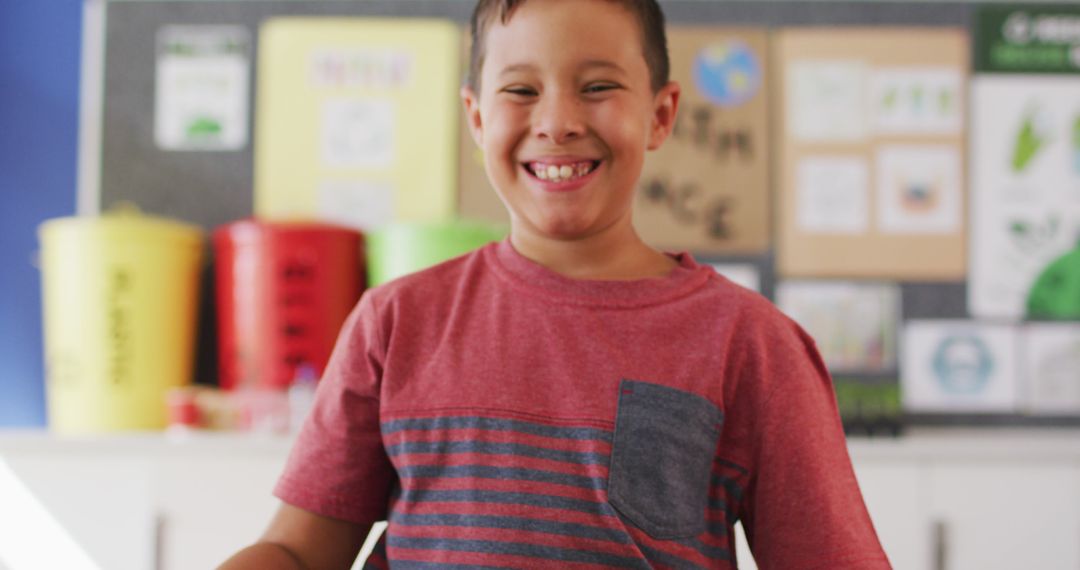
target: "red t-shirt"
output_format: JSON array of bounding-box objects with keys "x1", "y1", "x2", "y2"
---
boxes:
[{"x1": 275, "y1": 239, "x2": 891, "y2": 569}]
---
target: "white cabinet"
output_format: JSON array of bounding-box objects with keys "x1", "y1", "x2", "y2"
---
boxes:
[
  {"x1": 928, "y1": 463, "x2": 1080, "y2": 570},
  {"x1": 154, "y1": 451, "x2": 286, "y2": 570},
  {"x1": 846, "y1": 431, "x2": 1080, "y2": 570},
  {"x1": 854, "y1": 461, "x2": 930, "y2": 570}
]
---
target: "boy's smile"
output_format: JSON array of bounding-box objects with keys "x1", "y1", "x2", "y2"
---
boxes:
[
  {"x1": 462, "y1": 0, "x2": 679, "y2": 251},
  {"x1": 523, "y1": 158, "x2": 600, "y2": 187}
]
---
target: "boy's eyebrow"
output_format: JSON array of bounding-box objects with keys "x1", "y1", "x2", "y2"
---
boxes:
[
  {"x1": 579, "y1": 59, "x2": 626, "y2": 74},
  {"x1": 497, "y1": 63, "x2": 538, "y2": 78},
  {"x1": 496, "y1": 60, "x2": 628, "y2": 78}
]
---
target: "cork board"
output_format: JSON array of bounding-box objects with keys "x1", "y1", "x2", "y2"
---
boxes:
[
  {"x1": 774, "y1": 28, "x2": 969, "y2": 279},
  {"x1": 634, "y1": 27, "x2": 771, "y2": 254}
]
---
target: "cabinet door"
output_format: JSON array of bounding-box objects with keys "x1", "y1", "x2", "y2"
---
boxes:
[
  {"x1": 156, "y1": 453, "x2": 285, "y2": 570},
  {"x1": 929, "y1": 462, "x2": 1080, "y2": 570},
  {"x1": 854, "y1": 461, "x2": 930, "y2": 570}
]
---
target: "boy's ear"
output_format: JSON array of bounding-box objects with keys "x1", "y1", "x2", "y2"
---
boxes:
[
  {"x1": 646, "y1": 81, "x2": 681, "y2": 151},
  {"x1": 461, "y1": 85, "x2": 484, "y2": 146}
]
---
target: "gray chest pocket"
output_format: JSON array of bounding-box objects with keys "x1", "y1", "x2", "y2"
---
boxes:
[{"x1": 607, "y1": 379, "x2": 722, "y2": 540}]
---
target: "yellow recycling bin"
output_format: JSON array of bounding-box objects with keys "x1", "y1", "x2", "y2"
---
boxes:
[{"x1": 38, "y1": 209, "x2": 204, "y2": 433}]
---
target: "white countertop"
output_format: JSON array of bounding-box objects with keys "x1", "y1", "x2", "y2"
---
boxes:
[{"x1": 1, "y1": 427, "x2": 1079, "y2": 462}]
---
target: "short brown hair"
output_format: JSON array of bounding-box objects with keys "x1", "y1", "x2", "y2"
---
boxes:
[{"x1": 467, "y1": 0, "x2": 670, "y2": 93}]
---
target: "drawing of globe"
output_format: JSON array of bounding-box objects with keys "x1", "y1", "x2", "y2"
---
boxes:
[{"x1": 692, "y1": 41, "x2": 761, "y2": 108}]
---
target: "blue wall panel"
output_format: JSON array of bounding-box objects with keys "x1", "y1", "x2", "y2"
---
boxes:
[{"x1": 0, "y1": 2, "x2": 82, "y2": 427}]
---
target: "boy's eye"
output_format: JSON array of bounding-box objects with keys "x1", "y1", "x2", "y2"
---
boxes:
[
  {"x1": 502, "y1": 86, "x2": 537, "y2": 97},
  {"x1": 583, "y1": 83, "x2": 618, "y2": 94}
]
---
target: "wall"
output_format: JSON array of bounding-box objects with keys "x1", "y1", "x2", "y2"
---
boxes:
[{"x1": 0, "y1": 2, "x2": 82, "y2": 426}]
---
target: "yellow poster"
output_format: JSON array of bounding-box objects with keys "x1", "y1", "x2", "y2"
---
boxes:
[{"x1": 255, "y1": 18, "x2": 461, "y2": 229}]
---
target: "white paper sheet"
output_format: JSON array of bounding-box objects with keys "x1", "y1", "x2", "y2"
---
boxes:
[
  {"x1": 320, "y1": 98, "x2": 396, "y2": 169},
  {"x1": 777, "y1": 280, "x2": 900, "y2": 373},
  {"x1": 1020, "y1": 323, "x2": 1080, "y2": 414},
  {"x1": 317, "y1": 180, "x2": 395, "y2": 231},
  {"x1": 154, "y1": 26, "x2": 249, "y2": 151},
  {"x1": 869, "y1": 67, "x2": 963, "y2": 135},
  {"x1": 796, "y1": 156, "x2": 870, "y2": 234},
  {"x1": 787, "y1": 60, "x2": 868, "y2": 142},
  {"x1": 709, "y1": 263, "x2": 761, "y2": 293},
  {"x1": 875, "y1": 144, "x2": 962, "y2": 234}
]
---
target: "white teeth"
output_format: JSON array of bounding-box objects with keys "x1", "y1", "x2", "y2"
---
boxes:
[{"x1": 531, "y1": 161, "x2": 597, "y2": 183}]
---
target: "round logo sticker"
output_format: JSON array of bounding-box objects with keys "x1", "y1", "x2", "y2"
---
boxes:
[
  {"x1": 692, "y1": 41, "x2": 762, "y2": 108},
  {"x1": 932, "y1": 335, "x2": 994, "y2": 395}
]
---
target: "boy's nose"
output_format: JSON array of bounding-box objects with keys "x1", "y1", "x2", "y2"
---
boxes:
[{"x1": 533, "y1": 94, "x2": 586, "y2": 144}]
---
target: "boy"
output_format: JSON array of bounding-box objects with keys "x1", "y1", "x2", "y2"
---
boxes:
[{"x1": 222, "y1": 0, "x2": 891, "y2": 568}]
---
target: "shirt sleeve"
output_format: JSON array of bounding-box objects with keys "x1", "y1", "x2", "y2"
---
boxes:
[
  {"x1": 273, "y1": 292, "x2": 396, "y2": 524},
  {"x1": 739, "y1": 318, "x2": 892, "y2": 570}
]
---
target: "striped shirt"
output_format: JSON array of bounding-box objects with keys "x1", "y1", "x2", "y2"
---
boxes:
[{"x1": 275, "y1": 239, "x2": 890, "y2": 569}]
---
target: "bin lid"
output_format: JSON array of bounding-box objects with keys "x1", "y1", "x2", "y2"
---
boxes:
[
  {"x1": 370, "y1": 220, "x2": 507, "y2": 243},
  {"x1": 213, "y1": 218, "x2": 363, "y2": 246},
  {"x1": 38, "y1": 204, "x2": 203, "y2": 249}
]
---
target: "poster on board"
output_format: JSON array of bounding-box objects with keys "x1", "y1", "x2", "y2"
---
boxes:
[
  {"x1": 1020, "y1": 323, "x2": 1080, "y2": 414},
  {"x1": 902, "y1": 320, "x2": 1020, "y2": 413},
  {"x1": 775, "y1": 28, "x2": 968, "y2": 279},
  {"x1": 776, "y1": 280, "x2": 900, "y2": 373},
  {"x1": 155, "y1": 26, "x2": 250, "y2": 151},
  {"x1": 968, "y1": 5, "x2": 1080, "y2": 319},
  {"x1": 254, "y1": 18, "x2": 461, "y2": 231}
]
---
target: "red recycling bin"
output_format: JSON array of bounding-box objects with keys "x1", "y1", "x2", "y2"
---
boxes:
[{"x1": 214, "y1": 220, "x2": 364, "y2": 391}]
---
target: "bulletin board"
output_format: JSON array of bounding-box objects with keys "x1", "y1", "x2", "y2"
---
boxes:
[{"x1": 774, "y1": 28, "x2": 969, "y2": 280}]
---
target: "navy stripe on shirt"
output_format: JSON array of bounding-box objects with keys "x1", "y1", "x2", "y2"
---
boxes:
[
  {"x1": 399, "y1": 463, "x2": 606, "y2": 491},
  {"x1": 386, "y1": 440, "x2": 610, "y2": 465},
  {"x1": 383, "y1": 416, "x2": 613, "y2": 442}
]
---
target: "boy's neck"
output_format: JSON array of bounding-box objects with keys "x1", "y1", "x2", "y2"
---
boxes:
[{"x1": 509, "y1": 221, "x2": 678, "y2": 281}]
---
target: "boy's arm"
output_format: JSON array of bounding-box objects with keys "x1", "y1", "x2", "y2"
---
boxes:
[
  {"x1": 218, "y1": 502, "x2": 374, "y2": 570},
  {"x1": 733, "y1": 318, "x2": 891, "y2": 569}
]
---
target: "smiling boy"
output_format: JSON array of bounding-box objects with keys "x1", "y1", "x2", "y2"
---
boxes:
[{"x1": 221, "y1": 0, "x2": 891, "y2": 568}]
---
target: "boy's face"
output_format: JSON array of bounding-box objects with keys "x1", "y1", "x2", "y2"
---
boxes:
[{"x1": 462, "y1": 0, "x2": 679, "y2": 243}]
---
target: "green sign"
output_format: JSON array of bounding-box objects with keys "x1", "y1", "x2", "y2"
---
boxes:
[{"x1": 976, "y1": 5, "x2": 1080, "y2": 74}]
